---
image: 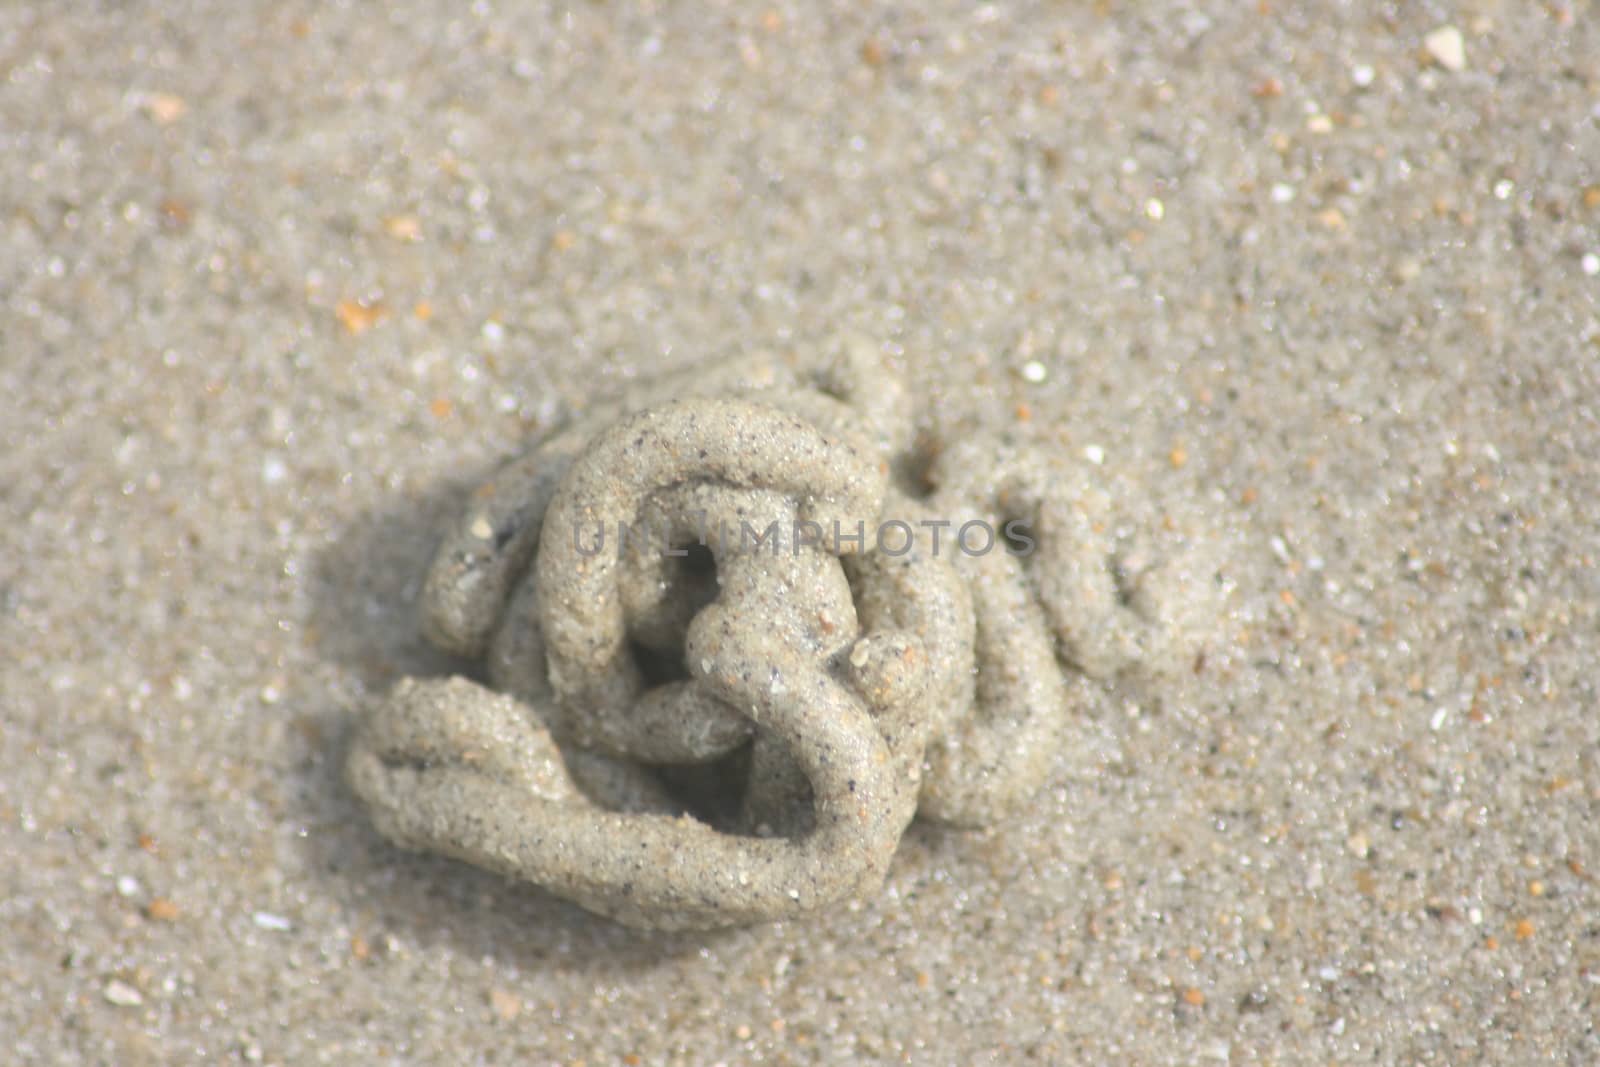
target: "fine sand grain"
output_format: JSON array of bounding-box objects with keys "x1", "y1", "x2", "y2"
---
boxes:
[{"x1": 3, "y1": 2, "x2": 1598, "y2": 1063}]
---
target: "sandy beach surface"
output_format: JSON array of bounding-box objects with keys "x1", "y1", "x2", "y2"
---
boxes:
[{"x1": 4, "y1": 2, "x2": 1599, "y2": 1063}]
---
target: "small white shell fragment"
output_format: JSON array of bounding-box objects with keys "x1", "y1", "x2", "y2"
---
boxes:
[
  {"x1": 103, "y1": 979, "x2": 144, "y2": 1007},
  {"x1": 1424, "y1": 26, "x2": 1465, "y2": 72}
]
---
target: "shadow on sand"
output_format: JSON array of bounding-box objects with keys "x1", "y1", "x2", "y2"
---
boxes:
[{"x1": 294, "y1": 467, "x2": 733, "y2": 974}]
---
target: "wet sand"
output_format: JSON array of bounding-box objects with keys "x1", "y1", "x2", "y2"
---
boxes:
[{"x1": 4, "y1": 2, "x2": 1598, "y2": 1063}]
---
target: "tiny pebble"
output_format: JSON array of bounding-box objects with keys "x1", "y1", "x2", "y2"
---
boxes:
[
  {"x1": 383, "y1": 215, "x2": 422, "y2": 241},
  {"x1": 141, "y1": 92, "x2": 188, "y2": 125},
  {"x1": 1083, "y1": 444, "x2": 1105, "y2": 465},
  {"x1": 1582, "y1": 253, "x2": 1599, "y2": 277},
  {"x1": 261, "y1": 455, "x2": 288, "y2": 485},
  {"x1": 103, "y1": 979, "x2": 144, "y2": 1007},
  {"x1": 1424, "y1": 26, "x2": 1466, "y2": 72},
  {"x1": 1020, "y1": 360, "x2": 1047, "y2": 383},
  {"x1": 489, "y1": 987, "x2": 522, "y2": 1022},
  {"x1": 1393, "y1": 257, "x2": 1423, "y2": 283},
  {"x1": 116, "y1": 875, "x2": 141, "y2": 898},
  {"x1": 1144, "y1": 197, "x2": 1164, "y2": 221},
  {"x1": 1351, "y1": 63, "x2": 1375, "y2": 88},
  {"x1": 335, "y1": 299, "x2": 385, "y2": 335},
  {"x1": 1270, "y1": 183, "x2": 1296, "y2": 204},
  {"x1": 146, "y1": 897, "x2": 181, "y2": 922},
  {"x1": 251, "y1": 910, "x2": 292, "y2": 932}
]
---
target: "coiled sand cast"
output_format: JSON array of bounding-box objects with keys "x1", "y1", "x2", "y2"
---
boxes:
[{"x1": 347, "y1": 349, "x2": 1224, "y2": 930}]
